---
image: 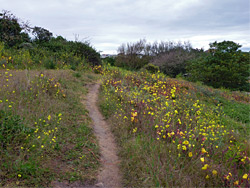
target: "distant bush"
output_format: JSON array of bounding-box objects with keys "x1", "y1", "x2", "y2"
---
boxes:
[
  {"x1": 143, "y1": 63, "x2": 159, "y2": 73},
  {"x1": 115, "y1": 39, "x2": 151, "y2": 70},
  {"x1": 116, "y1": 39, "x2": 201, "y2": 75},
  {"x1": 103, "y1": 56, "x2": 115, "y2": 66},
  {"x1": 152, "y1": 48, "x2": 201, "y2": 77},
  {"x1": 187, "y1": 41, "x2": 250, "y2": 91}
]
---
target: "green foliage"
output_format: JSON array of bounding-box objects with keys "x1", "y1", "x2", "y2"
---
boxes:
[
  {"x1": 0, "y1": 110, "x2": 32, "y2": 150},
  {"x1": 143, "y1": 63, "x2": 159, "y2": 73},
  {"x1": 32, "y1": 26, "x2": 53, "y2": 43},
  {"x1": 0, "y1": 10, "x2": 30, "y2": 47},
  {"x1": 102, "y1": 56, "x2": 115, "y2": 66},
  {"x1": 187, "y1": 41, "x2": 250, "y2": 91}
]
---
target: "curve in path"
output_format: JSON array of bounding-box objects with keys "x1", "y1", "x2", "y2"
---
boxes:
[{"x1": 85, "y1": 83, "x2": 122, "y2": 188}]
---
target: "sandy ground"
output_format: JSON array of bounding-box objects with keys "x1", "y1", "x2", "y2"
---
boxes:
[
  {"x1": 51, "y1": 82, "x2": 122, "y2": 188},
  {"x1": 85, "y1": 83, "x2": 122, "y2": 188}
]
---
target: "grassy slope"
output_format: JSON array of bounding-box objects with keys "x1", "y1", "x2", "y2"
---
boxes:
[
  {"x1": 99, "y1": 65, "x2": 250, "y2": 187},
  {"x1": 0, "y1": 69, "x2": 100, "y2": 187}
]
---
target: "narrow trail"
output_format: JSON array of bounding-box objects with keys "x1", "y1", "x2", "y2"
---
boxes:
[{"x1": 85, "y1": 82, "x2": 122, "y2": 188}]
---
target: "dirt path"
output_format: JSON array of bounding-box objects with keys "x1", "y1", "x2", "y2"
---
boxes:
[{"x1": 85, "y1": 82, "x2": 122, "y2": 188}]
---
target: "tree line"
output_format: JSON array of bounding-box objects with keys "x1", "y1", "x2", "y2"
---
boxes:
[
  {"x1": 0, "y1": 10, "x2": 101, "y2": 67},
  {"x1": 107, "y1": 39, "x2": 249, "y2": 91}
]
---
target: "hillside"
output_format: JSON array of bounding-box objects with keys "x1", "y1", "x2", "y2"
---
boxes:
[{"x1": 98, "y1": 65, "x2": 250, "y2": 187}]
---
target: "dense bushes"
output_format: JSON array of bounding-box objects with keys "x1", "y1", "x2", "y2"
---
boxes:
[
  {"x1": 152, "y1": 48, "x2": 201, "y2": 77},
  {"x1": 187, "y1": 41, "x2": 249, "y2": 91},
  {"x1": 0, "y1": 10, "x2": 101, "y2": 68},
  {"x1": 115, "y1": 39, "x2": 151, "y2": 70},
  {"x1": 115, "y1": 39, "x2": 201, "y2": 76}
]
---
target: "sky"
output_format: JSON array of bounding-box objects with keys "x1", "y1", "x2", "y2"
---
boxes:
[{"x1": 1, "y1": 0, "x2": 249, "y2": 53}]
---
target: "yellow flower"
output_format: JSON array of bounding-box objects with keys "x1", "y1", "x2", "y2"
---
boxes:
[
  {"x1": 201, "y1": 148, "x2": 207, "y2": 154},
  {"x1": 182, "y1": 145, "x2": 187, "y2": 151},
  {"x1": 18, "y1": 174, "x2": 21, "y2": 178},
  {"x1": 133, "y1": 128, "x2": 137, "y2": 133},
  {"x1": 48, "y1": 115, "x2": 51, "y2": 121},
  {"x1": 188, "y1": 152, "x2": 193, "y2": 157},
  {"x1": 41, "y1": 145, "x2": 44, "y2": 148},
  {"x1": 234, "y1": 181, "x2": 239, "y2": 185},
  {"x1": 41, "y1": 74, "x2": 44, "y2": 77},
  {"x1": 200, "y1": 157, "x2": 205, "y2": 162},
  {"x1": 205, "y1": 175, "x2": 209, "y2": 179},
  {"x1": 243, "y1": 173, "x2": 248, "y2": 179},
  {"x1": 202, "y1": 164, "x2": 209, "y2": 170},
  {"x1": 212, "y1": 170, "x2": 217, "y2": 175},
  {"x1": 183, "y1": 140, "x2": 189, "y2": 145}
]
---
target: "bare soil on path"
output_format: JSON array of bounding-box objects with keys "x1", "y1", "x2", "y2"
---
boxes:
[{"x1": 85, "y1": 82, "x2": 122, "y2": 188}]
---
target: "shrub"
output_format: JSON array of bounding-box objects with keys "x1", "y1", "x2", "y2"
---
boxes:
[
  {"x1": 152, "y1": 49, "x2": 199, "y2": 77},
  {"x1": 143, "y1": 63, "x2": 159, "y2": 73},
  {"x1": 187, "y1": 41, "x2": 250, "y2": 91}
]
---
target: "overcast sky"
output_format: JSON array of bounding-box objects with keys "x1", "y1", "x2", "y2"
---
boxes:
[{"x1": 1, "y1": 0, "x2": 249, "y2": 53}]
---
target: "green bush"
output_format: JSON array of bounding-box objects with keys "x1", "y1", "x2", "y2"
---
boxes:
[
  {"x1": 187, "y1": 41, "x2": 250, "y2": 91},
  {"x1": 143, "y1": 63, "x2": 159, "y2": 73}
]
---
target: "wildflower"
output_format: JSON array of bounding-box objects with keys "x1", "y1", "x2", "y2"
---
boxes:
[
  {"x1": 188, "y1": 152, "x2": 193, "y2": 157},
  {"x1": 200, "y1": 157, "x2": 205, "y2": 162},
  {"x1": 243, "y1": 173, "x2": 248, "y2": 179},
  {"x1": 18, "y1": 174, "x2": 21, "y2": 178},
  {"x1": 133, "y1": 128, "x2": 137, "y2": 133},
  {"x1": 41, "y1": 145, "x2": 44, "y2": 148},
  {"x1": 183, "y1": 140, "x2": 189, "y2": 145},
  {"x1": 41, "y1": 74, "x2": 44, "y2": 77},
  {"x1": 234, "y1": 181, "x2": 239, "y2": 185},
  {"x1": 205, "y1": 175, "x2": 209, "y2": 179},
  {"x1": 182, "y1": 145, "x2": 187, "y2": 151},
  {"x1": 201, "y1": 148, "x2": 207, "y2": 154},
  {"x1": 202, "y1": 164, "x2": 209, "y2": 170},
  {"x1": 48, "y1": 115, "x2": 51, "y2": 121},
  {"x1": 212, "y1": 170, "x2": 217, "y2": 175}
]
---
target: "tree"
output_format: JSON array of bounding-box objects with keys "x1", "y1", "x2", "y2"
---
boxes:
[
  {"x1": 187, "y1": 41, "x2": 249, "y2": 91},
  {"x1": 116, "y1": 39, "x2": 150, "y2": 70},
  {"x1": 0, "y1": 10, "x2": 30, "y2": 47},
  {"x1": 32, "y1": 26, "x2": 53, "y2": 42}
]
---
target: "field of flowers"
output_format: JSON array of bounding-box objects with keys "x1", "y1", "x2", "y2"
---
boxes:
[
  {"x1": 0, "y1": 63, "x2": 99, "y2": 186},
  {"x1": 99, "y1": 65, "x2": 250, "y2": 187}
]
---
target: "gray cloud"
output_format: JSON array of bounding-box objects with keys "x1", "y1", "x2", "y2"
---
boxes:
[{"x1": 1, "y1": 0, "x2": 249, "y2": 53}]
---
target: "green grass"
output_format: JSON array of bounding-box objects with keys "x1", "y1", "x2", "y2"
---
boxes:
[{"x1": 0, "y1": 69, "x2": 100, "y2": 187}]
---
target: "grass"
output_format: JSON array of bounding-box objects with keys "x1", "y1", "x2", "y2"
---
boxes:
[
  {"x1": 0, "y1": 67, "x2": 100, "y2": 187},
  {"x1": 99, "y1": 65, "x2": 250, "y2": 187}
]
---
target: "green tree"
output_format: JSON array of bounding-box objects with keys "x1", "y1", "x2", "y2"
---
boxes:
[
  {"x1": 32, "y1": 26, "x2": 53, "y2": 42},
  {"x1": 0, "y1": 10, "x2": 30, "y2": 47},
  {"x1": 187, "y1": 41, "x2": 249, "y2": 91}
]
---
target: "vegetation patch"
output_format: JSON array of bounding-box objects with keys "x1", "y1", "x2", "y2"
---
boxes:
[
  {"x1": 0, "y1": 68, "x2": 100, "y2": 187},
  {"x1": 99, "y1": 65, "x2": 250, "y2": 187}
]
